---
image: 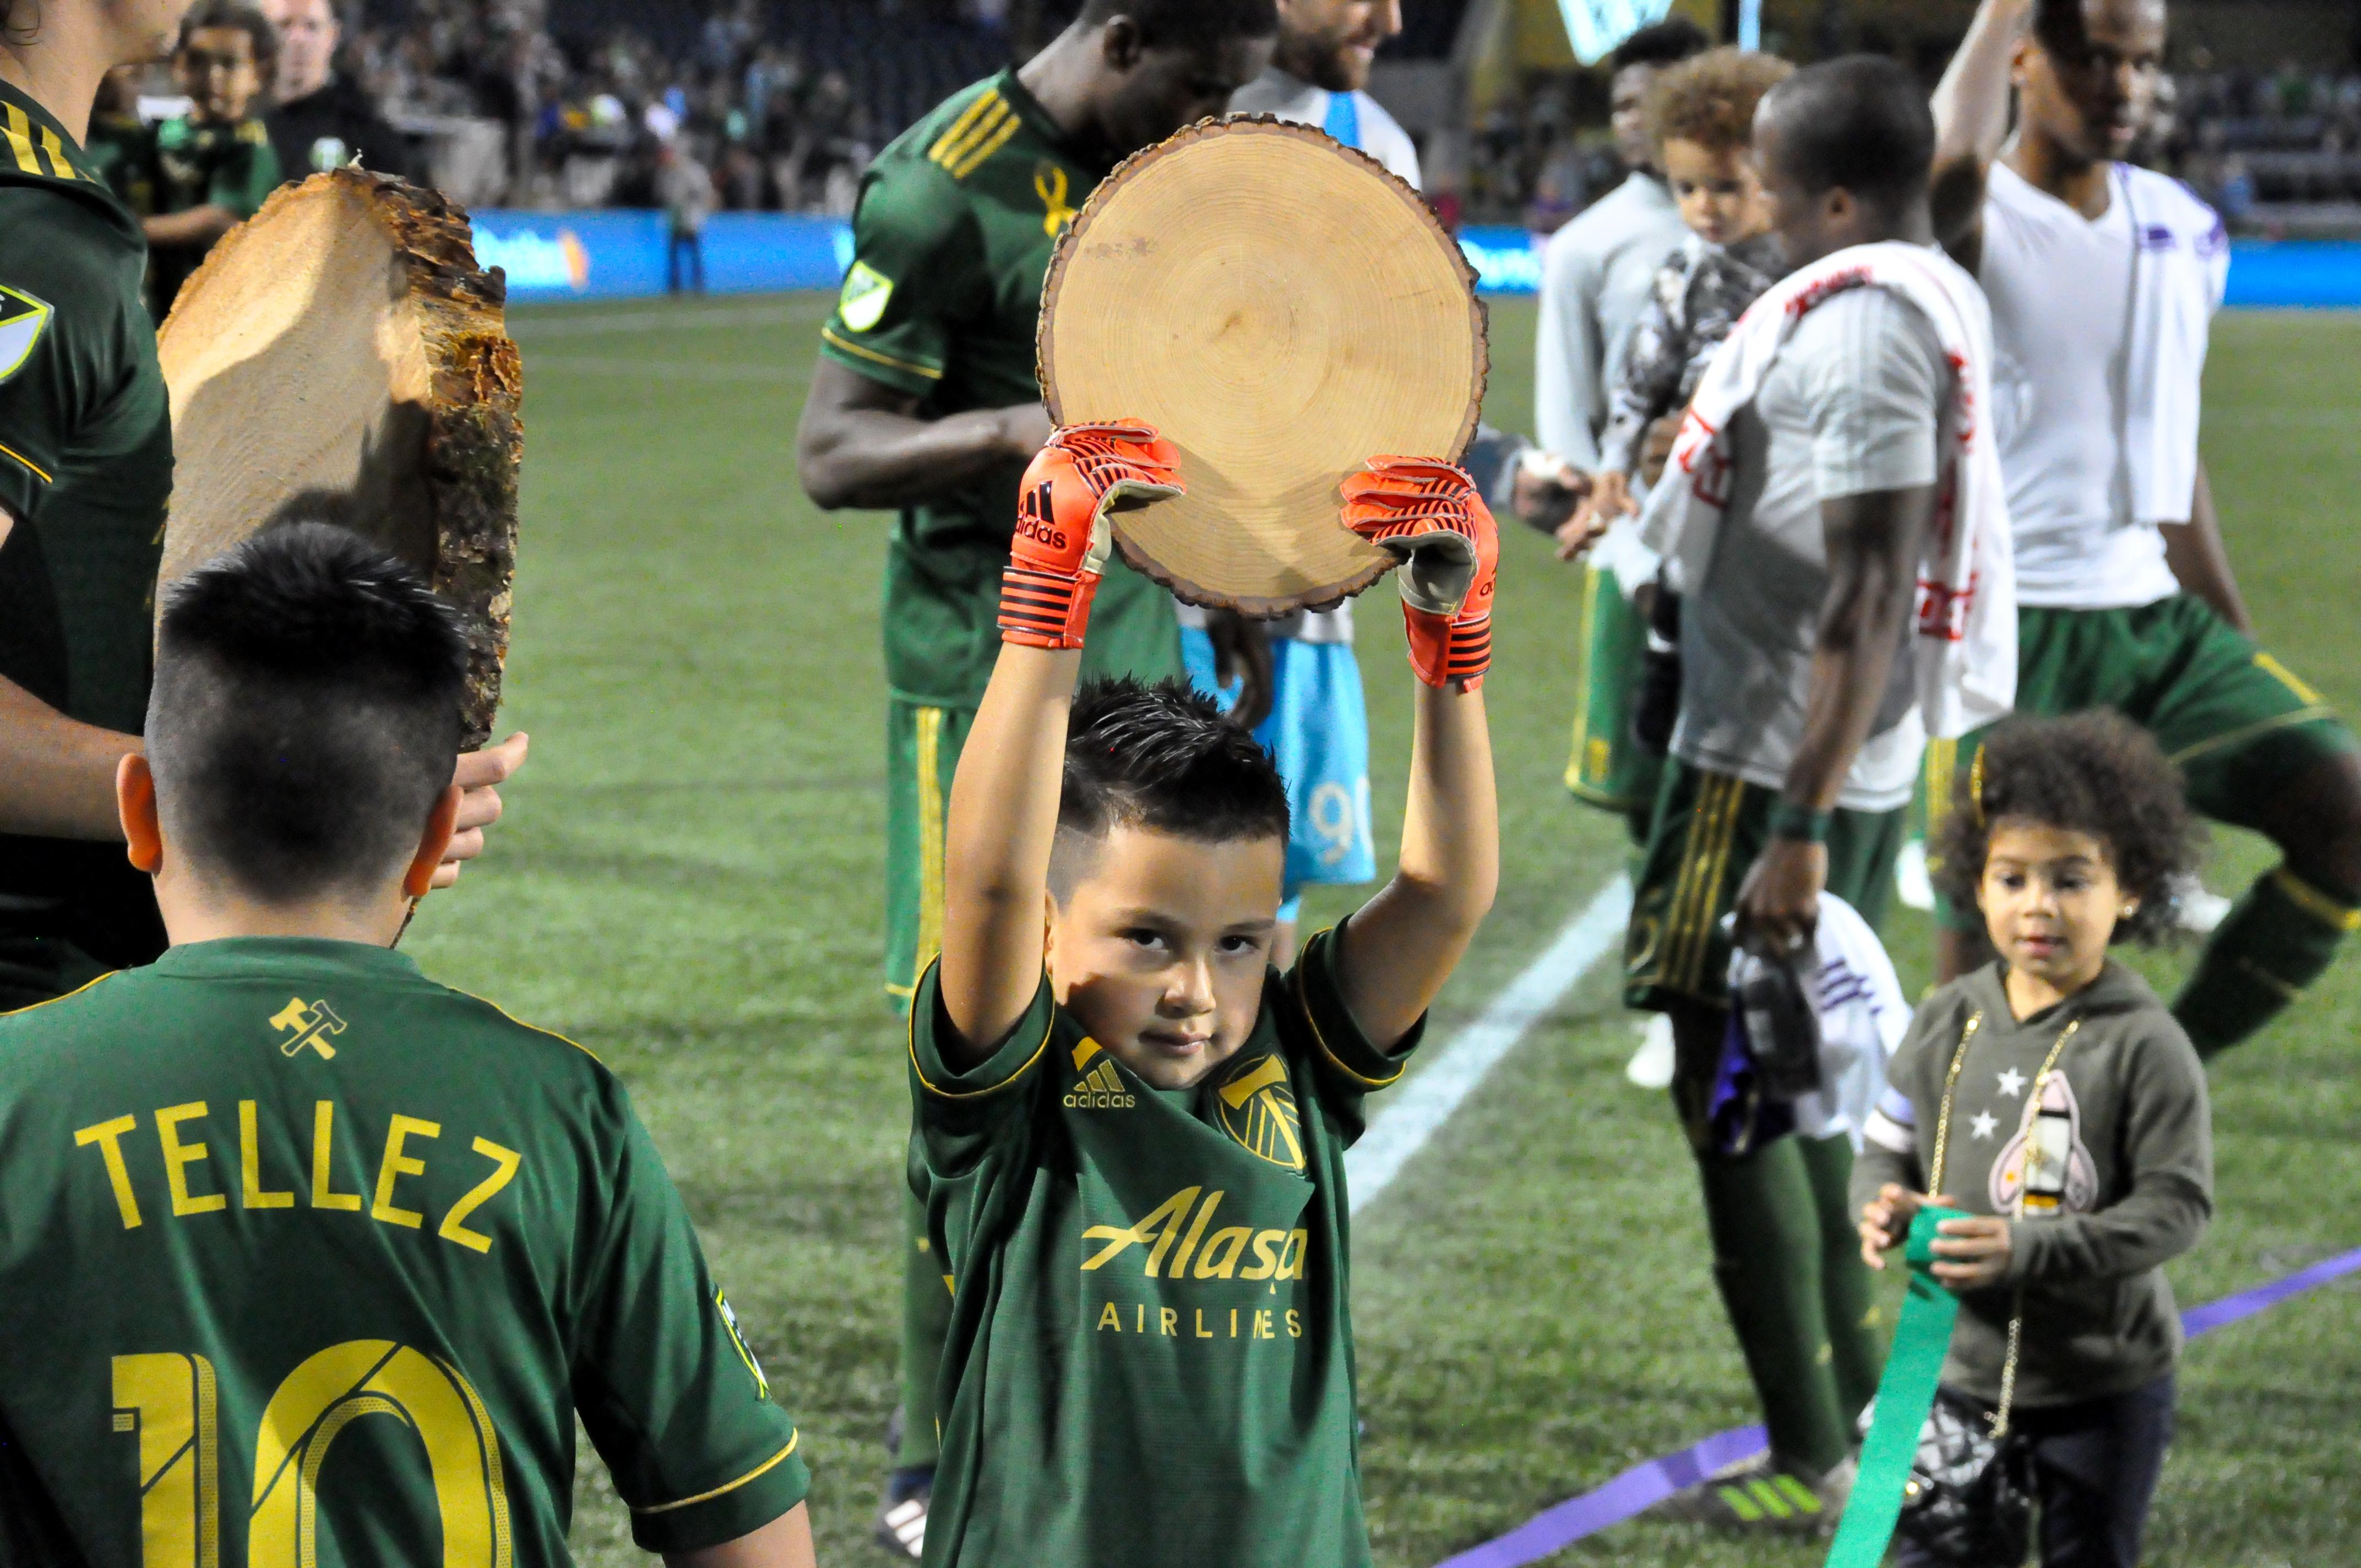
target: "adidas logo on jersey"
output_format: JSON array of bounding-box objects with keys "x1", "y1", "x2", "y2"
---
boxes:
[{"x1": 1063, "y1": 1058, "x2": 1134, "y2": 1110}]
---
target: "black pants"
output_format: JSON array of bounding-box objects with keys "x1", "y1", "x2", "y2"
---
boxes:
[{"x1": 1900, "y1": 1374, "x2": 2177, "y2": 1568}]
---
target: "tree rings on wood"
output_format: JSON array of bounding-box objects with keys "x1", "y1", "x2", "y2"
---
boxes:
[{"x1": 1038, "y1": 116, "x2": 1487, "y2": 617}]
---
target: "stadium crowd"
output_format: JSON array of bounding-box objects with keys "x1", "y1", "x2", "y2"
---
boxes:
[{"x1": 3, "y1": 0, "x2": 2359, "y2": 1566}]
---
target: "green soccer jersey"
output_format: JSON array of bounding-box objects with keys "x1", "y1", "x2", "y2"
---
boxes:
[
  {"x1": 908, "y1": 928, "x2": 1422, "y2": 1567},
  {"x1": 0, "y1": 82, "x2": 175, "y2": 998},
  {"x1": 819, "y1": 69, "x2": 1181, "y2": 710},
  {"x1": 0, "y1": 938, "x2": 809, "y2": 1561},
  {"x1": 146, "y1": 112, "x2": 280, "y2": 319}
]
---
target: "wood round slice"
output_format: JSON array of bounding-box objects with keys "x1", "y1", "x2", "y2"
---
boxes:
[
  {"x1": 1038, "y1": 116, "x2": 1487, "y2": 617},
  {"x1": 156, "y1": 169, "x2": 523, "y2": 745}
]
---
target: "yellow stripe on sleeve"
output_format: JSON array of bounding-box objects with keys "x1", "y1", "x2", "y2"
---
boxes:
[
  {"x1": 0, "y1": 438, "x2": 55, "y2": 486},
  {"x1": 37, "y1": 126, "x2": 75, "y2": 180},
  {"x1": 949, "y1": 113, "x2": 1021, "y2": 181},
  {"x1": 926, "y1": 91, "x2": 1002, "y2": 167},
  {"x1": 633, "y1": 1433, "x2": 800, "y2": 1516},
  {"x1": 929, "y1": 95, "x2": 1008, "y2": 173},
  {"x1": 2, "y1": 105, "x2": 42, "y2": 176},
  {"x1": 819, "y1": 325, "x2": 945, "y2": 381}
]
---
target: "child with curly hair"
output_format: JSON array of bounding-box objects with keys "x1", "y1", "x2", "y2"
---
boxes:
[
  {"x1": 1855, "y1": 711, "x2": 2213, "y2": 1568},
  {"x1": 1574, "y1": 45, "x2": 1794, "y2": 532}
]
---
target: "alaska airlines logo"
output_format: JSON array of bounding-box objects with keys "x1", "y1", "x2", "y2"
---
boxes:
[
  {"x1": 270, "y1": 997, "x2": 346, "y2": 1060},
  {"x1": 1063, "y1": 1038, "x2": 1135, "y2": 1109},
  {"x1": 1080, "y1": 1184, "x2": 1309, "y2": 1283},
  {"x1": 1215, "y1": 1055, "x2": 1305, "y2": 1171}
]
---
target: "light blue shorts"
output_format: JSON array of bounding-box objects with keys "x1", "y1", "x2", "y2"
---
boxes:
[{"x1": 1181, "y1": 627, "x2": 1378, "y2": 916}]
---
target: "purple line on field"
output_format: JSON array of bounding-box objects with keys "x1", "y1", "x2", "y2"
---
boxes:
[{"x1": 1434, "y1": 1245, "x2": 2361, "y2": 1568}]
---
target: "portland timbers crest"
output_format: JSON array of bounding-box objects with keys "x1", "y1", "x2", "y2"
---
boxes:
[
  {"x1": 0, "y1": 287, "x2": 52, "y2": 383},
  {"x1": 1216, "y1": 1054, "x2": 1305, "y2": 1172}
]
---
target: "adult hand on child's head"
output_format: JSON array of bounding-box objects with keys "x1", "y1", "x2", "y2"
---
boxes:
[
  {"x1": 1930, "y1": 1213, "x2": 2014, "y2": 1292},
  {"x1": 431, "y1": 732, "x2": 529, "y2": 891},
  {"x1": 1341, "y1": 456, "x2": 1498, "y2": 690}
]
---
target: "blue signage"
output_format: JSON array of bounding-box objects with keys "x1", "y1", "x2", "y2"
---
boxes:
[{"x1": 466, "y1": 211, "x2": 2357, "y2": 309}]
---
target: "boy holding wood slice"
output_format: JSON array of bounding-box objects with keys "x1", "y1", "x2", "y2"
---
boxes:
[{"x1": 908, "y1": 422, "x2": 1497, "y2": 1566}]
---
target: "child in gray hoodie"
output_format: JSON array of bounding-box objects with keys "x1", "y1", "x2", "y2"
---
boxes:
[{"x1": 1856, "y1": 712, "x2": 2212, "y2": 1568}]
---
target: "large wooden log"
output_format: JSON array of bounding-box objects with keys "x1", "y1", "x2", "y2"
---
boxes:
[
  {"x1": 1038, "y1": 116, "x2": 1487, "y2": 618},
  {"x1": 156, "y1": 168, "x2": 522, "y2": 745}
]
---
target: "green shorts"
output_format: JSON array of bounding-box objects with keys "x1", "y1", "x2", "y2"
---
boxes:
[
  {"x1": 1624, "y1": 758, "x2": 1908, "y2": 1013},
  {"x1": 1930, "y1": 595, "x2": 2359, "y2": 928},
  {"x1": 885, "y1": 698, "x2": 976, "y2": 1007},
  {"x1": 1565, "y1": 563, "x2": 1662, "y2": 823}
]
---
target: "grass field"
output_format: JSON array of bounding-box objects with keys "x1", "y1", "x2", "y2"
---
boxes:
[{"x1": 410, "y1": 293, "x2": 2361, "y2": 1565}]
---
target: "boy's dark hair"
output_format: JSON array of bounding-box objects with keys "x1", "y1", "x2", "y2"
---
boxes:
[
  {"x1": 1933, "y1": 710, "x2": 2201, "y2": 945},
  {"x1": 1079, "y1": 0, "x2": 1279, "y2": 49},
  {"x1": 179, "y1": 0, "x2": 278, "y2": 72},
  {"x1": 1648, "y1": 46, "x2": 1794, "y2": 156},
  {"x1": 1052, "y1": 677, "x2": 1288, "y2": 896},
  {"x1": 148, "y1": 521, "x2": 467, "y2": 905},
  {"x1": 1613, "y1": 17, "x2": 1711, "y2": 72},
  {"x1": 1758, "y1": 55, "x2": 1936, "y2": 216}
]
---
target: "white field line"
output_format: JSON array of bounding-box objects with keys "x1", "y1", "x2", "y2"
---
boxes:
[{"x1": 1346, "y1": 875, "x2": 1634, "y2": 1215}]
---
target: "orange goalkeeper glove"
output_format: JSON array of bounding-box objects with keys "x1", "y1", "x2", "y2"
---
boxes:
[
  {"x1": 1341, "y1": 456, "x2": 1499, "y2": 690},
  {"x1": 999, "y1": 421, "x2": 1184, "y2": 650}
]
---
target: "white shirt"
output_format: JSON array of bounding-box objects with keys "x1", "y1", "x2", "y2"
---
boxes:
[
  {"x1": 1674, "y1": 287, "x2": 1954, "y2": 812},
  {"x1": 1981, "y1": 162, "x2": 2182, "y2": 609},
  {"x1": 1535, "y1": 174, "x2": 1689, "y2": 468}
]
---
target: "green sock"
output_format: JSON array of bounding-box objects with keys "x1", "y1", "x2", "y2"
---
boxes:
[
  {"x1": 1798, "y1": 1131, "x2": 1885, "y2": 1428},
  {"x1": 897, "y1": 1179, "x2": 949, "y2": 1470},
  {"x1": 1695, "y1": 1138, "x2": 1853, "y2": 1476},
  {"x1": 2174, "y1": 864, "x2": 2360, "y2": 1058}
]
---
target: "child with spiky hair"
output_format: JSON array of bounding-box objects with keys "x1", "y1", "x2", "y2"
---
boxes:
[
  {"x1": 1857, "y1": 711, "x2": 2211, "y2": 1567},
  {"x1": 911, "y1": 424, "x2": 1498, "y2": 1567}
]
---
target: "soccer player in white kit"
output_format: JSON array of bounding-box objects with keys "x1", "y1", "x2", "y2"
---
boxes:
[
  {"x1": 1624, "y1": 57, "x2": 1997, "y2": 1527},
  {"x1": 1535, "y1": 18, "x2": 1709, "y2": 837},
  {"x1": 1928, "y1": 0, "x2": 2361, "y2": 1054}
]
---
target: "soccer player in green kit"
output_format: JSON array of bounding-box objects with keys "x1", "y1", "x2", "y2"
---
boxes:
[
  {"x1": 792, "y1": 3, "x2": 1277, "y2": 1548},
  {"x1": 907, "y1": 424, "x2": 1499, "y2": 1566},
  {"x1": 0, "y1": 525, "x2": 815, "y2": 1566},
  {"x1": 0, "y1": 0, "x2": 525, "y2": 1013}
]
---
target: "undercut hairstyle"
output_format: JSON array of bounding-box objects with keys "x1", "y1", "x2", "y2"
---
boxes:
[
  {"x1": 1050, "y1": 677, "x2": 1289, "y2": 900},
  {"x1": 1758, "y1": 55, "x2": 1936, "y2": 216},
  {"x1": 1933, "y1": 711, "x2": 2201, "y2": 945},
  {"x1": 1647, "y1": 47, "x2": 1794, "y2": 156},
  {"x1": 1080, "y1": 0, "x2": 1279, "y2": 49},
  {"x1": 147, "y1": 522, "x2": 467, "y2": 905},
  {"x1": 179, "y1": 0, "x2": 279, "y2": 72},
  {"x1": 1612, "y1": 17, "x2": 1711, "y2": 73}
]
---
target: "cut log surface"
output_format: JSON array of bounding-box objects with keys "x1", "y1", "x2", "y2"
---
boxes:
[
  {"x1": 156, "y1": 168, "x2": 523, "y2": 744},
  {"x1": 1038, "y1": 117, "x2": 1487, "y2": 617}
]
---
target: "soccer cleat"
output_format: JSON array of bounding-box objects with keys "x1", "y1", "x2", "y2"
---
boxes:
[
  {"x1": 1625, "y1": 1012, "x2": 1676, "y2": 1090},
  {"x1": 1895, "y1": 837, "x2": 1937, "y2": 912},
  {"x1": 999, "y1": 422, "x2": 1182, "y2": 650},
  {"x1": 874, "y1": 1463, "x2": 933, "y2": 1561},
  {"x1": 1653, "y1": 1451, "x2": 1854, "y2": 1536},
  {"x1": 1339, "y1": 456, "x2": 1499, "y2": 690}
]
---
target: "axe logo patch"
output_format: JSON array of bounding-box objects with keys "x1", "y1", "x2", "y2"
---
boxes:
[
  {"x1": 270, "y1": 995, "x2": 348, "y2": 1060},
  {"x1": 0, "y1": 287, "x2": 52, "y2": 384}
]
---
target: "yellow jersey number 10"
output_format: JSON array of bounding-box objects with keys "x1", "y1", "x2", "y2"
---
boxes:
[{"x1": 113, "y1": 1341, "x2": 512, "y2": 1565}]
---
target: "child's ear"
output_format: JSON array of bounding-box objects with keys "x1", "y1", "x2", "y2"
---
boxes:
[
  {"x1": 117, "y1": 753, "x2": 162, "y2": 874},
  {"x1": 401, "y1": 784, "x2": 463, "y2": 900}
]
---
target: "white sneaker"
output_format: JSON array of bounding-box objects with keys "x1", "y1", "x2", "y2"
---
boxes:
[
  {"x1": 1626, "y1": 1013, "x2": 1676, "y2": 1089},
  {"x1": 2174, "y1": 873, "x2": 2232, "y2": 934},
  {"x1": 1895, "y1": 838, "x2": 1936, "y2": 912}
]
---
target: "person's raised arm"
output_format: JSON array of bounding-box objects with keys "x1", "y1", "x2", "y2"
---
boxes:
[
  {"x1": 938, "y1": 423, "x2": 1183, "y2": 1057},
  {"x1": 795, "y1": 358, "x2": 1051, "y2": 512},
  {"x1": 1930, "y1": 0, "x2": 2032, "y2": 264},
  {"x1": 1736, "y1": 481, "x2": 1936, "y2": 954},
  {"x1": 1329, "y1": 459, "x2": 1501, "y2": 1048}
]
